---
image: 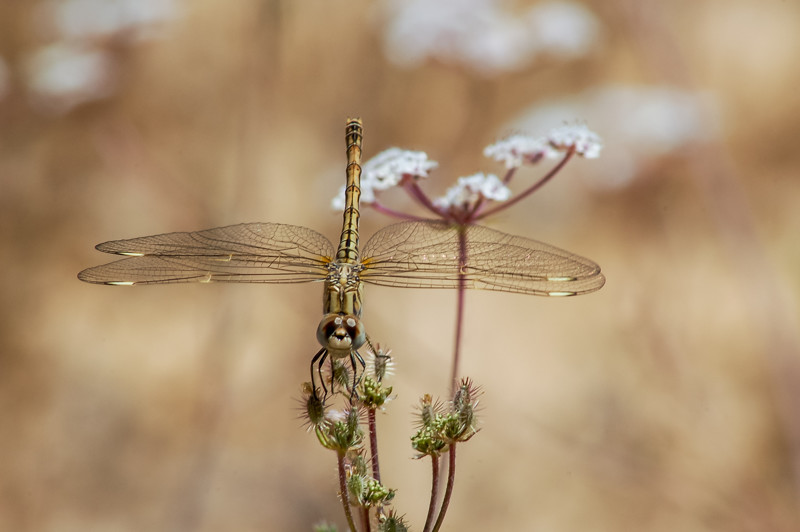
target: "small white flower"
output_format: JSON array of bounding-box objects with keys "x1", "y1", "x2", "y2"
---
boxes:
[
  {"x1": 434, "y1": 173, "x2": 510, "y2": 208},
  {"x1": 484, "y1": 135, "x2": 558, "y2": 168},
  {"x1": 363, "y1": 148, "x2": 438, "y2": 190},
  {"x1": 331, "y1": 148, "x2": 437, "y2": 210},
  {"x1": 547, "y1": 124, "x2": 602, "y2": 158}
]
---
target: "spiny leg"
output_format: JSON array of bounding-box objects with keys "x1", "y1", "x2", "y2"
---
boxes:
[
  {"x1": 310, "y1": 347, "x2": 329, "y2": 400},
  {"x1": 348, "y1": 349, "x2": 367, "y2": 399}
]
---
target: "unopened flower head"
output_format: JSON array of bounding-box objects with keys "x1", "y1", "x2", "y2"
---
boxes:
[
  {"x1": 316, "y1": 406, "x2": 363, "y2": 451},
  {"x1": 378, "y1": 510, "x2": 409, "y2": 532},
  {"x1": 365, "y1": 344, "x2": 394, "y2": 382},
  {"x1": 547, "y1": 123, "x2": 602, "y2": 158},
  {"x1": 484, "y1": 134, "x2": 557, "y2": 168},
  {"x1": 299, "y1": 382, "x2": 327, "y2": 429},
  {"x1": 433, "y1": 172, "x2": 511, "y2": 209},
  {"x1": 331, "y1": 148, "x2": 437, "y2": 210}
]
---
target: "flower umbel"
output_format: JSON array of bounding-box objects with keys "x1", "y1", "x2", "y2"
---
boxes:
[
  {"x1": 433, "y1": 172, "x2": 511, "y2": 210},
  {"x1": 484, "y1": 134, "x2": 557, "y2": 168},
  {"x1": 547, "y1": 123, "x2": 603, "y2": 158},
  {"x1": 332, "y1": 148, "x2": 438, "y2": 210}
]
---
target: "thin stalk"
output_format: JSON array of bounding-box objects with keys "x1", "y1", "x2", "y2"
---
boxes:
[
  {"x1": 337, "y1": 451, "x2": 358, "y2": 532},
  {"x1": 475, "y1": 149, "x2": 574, "y2": 221},
  {"x1": 360, "y1": 507, "x2": 371, "y2": 532},
  {"x1": 422, "y1": 455, "x2": 441, "y2": 532},
  {"x1": 368, "y1": 408, "x2": 381, "y2": 483},
  {"x1": 450, "y1": 227, "x2": 468, "y2": 395},
  {"x1": 466, "y1": 167, "x2": 518, "y2": 220},
  {"x1": 370, "y1": 201, "x2": 426, "y2": 221},
  {"x1": 431, "y1": 445, "x2": 457, "y2": 532},
  {"x1": 404, "y1": 180, "x2": 445, "y2": 218}
]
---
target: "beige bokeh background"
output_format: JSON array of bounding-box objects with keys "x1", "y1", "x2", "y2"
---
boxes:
[{"x1": 2, "y1": 1, "x2": 800, "y2": 530}]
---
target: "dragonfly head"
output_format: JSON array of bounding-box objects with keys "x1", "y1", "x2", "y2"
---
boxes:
[{"x1": 316, "y1": 313, "x2": 366, "y2": 358}]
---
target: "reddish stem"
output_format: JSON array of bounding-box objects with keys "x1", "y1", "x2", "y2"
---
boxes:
[
  {"x1": 422, "y1": 455, "x2": 441, "y2": 532},
  {"x1": 368, "y1": 408, "x2": 381, "y2": 483},
  {"x1": 360, "y1": 506, "x2": 371, "y2": 532},
  {"x1": 337, "y1": 451, "x2": 358, "y2": 532},
  {"x1": 431, "y1": 445, "x2": 457, "y2": 532},
  {"x1": 370, "y1": 201, "x2": 426, "y2": 221},
  {"x1": 475, "y1": 149, "x2": 574, "y2": 221},
  {"x1": 403, "y1": 180, "x2": 445, "y2": 218},
  {"x1": 450, "y1": 226, "x2": 468, "y2": 395}
]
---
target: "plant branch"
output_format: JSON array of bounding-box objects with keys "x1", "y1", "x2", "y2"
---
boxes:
[
  {"x1": 403, "y1": 180, "x2": 445, "y2": 218},
  {"x1": 368, "y1": 408, "x2": 381, "y2": 483},
  {"x1": 370, "y1": 200, "x2": 426, "y2": 221},
  {"x1": 422, "y1": 455, "x2": 441, "y2": 532},
  {"x1": 450, "y1": 227, "x2": 468, "y2": 395},
  {"x1": 337, "y1": 451, "x2": 358, "y2": 532},
  {"x1": 475, "y1": 149, "x2": 574, "y2": 221},
  {"x1": 360, "y1": 506, "x2": 371, "y2": 532},
  {"x1": 431, "y1": 445, "x2": 457, "y2": 532}
]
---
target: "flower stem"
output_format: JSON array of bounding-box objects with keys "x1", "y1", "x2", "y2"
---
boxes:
[
  {"x1": 475, "y1": 149, "x2": 574, "y2": 221},
  {"x1": 422, "y1": 455, "x2": 441, "y2": 532},
  {"x1": 360, "y1": 506, "x2": 371, "y2": 532},
  {"x1": 368, "y1": 407, "x2": 381, "y2": 483},
  {"x1": 337, "y1": 451, "x2": 358, "y2": 532},
  {"x1": 404, "y1": 180, "x2": 445, "y2": 218},
  {"x1": 431, "y1": 445, "x2": 457, "y2": 532},
  {"x1": 370, "y1": 200, "x2": 426, "y2": 221},
  {"x1": 450, "y1": 226, "x2": 468, "y2": 395}
]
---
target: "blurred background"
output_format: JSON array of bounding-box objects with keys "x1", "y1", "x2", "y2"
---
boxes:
[{"x1": 2, "y1": 0, "x2": 799, "y2": 530}]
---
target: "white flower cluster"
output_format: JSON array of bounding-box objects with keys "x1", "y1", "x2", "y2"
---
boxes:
[
  {"x1": 332, "y1": 148, "x2": 438, "y2": 210},
  {"x1": 484, "y1": 125, "x2": 602, "y2": 169},
  {"x1": 547, "y1": 124, "x2": 603, "y2": 158},
  {"x1": 381, "y1": 0, "x2": 601, "y2": 77},
  {"x1": 483, "y1": 135, "x2": 557, "y2": 169},
  {"x1": 547, "y1": 124, "x2": 603, "y2": 159},
  {"x1": 24, "y1": 0, "x2": 180, "y2": 113},
  {"x1": 433, "y1": 173, "x2": 511, "y2": 209}
]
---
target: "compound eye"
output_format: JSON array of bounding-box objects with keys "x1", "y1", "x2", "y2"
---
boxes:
[
  {"x1": 343, "y1": 315, "x2": 366, "y2": 350},
  {"x1": 316, "y1": 314, "x2": 341, "y2": 347}
]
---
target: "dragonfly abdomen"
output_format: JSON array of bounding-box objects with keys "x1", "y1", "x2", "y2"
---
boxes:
[{"x1": 336, "y1": 118, "x2": 363, "y2": 265}]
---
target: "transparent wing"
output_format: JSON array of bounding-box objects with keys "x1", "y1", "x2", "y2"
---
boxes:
[
  {"x1": 361, "y1": 221, "x2": 605, "y2": 296},
  {"x1": 78, "y1": 223, "x2": 335, "y2": 285}
]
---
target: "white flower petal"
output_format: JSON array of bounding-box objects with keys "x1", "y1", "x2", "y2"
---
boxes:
[
  {"x1": 363, "y1": 148, "x2": 438, "y2": 190},
  {"x1": 434, "y1": 172, "x2": 509, "y2": 208},
  {"x1": 484, "y1": 135, "x2": 558, "y2": 168},
  {"x1": 547, "y1": 124, "x2": 603, "y2": 158}
]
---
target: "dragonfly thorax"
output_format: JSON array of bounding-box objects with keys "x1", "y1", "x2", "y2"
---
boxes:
[
  {"x1": 324, "y1": 262, "x2": 364, "y2": 317},
  {"x1": 316, "y1": 313, "x2": 366, "y2": 359}
]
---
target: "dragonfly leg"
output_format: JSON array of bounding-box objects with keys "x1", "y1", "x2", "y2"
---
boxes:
[
  {"x1": 348, "y1": 349, "x2": 367, "y2": 399},
  {"x1": 311, "y1": 347, "x2": 329, "y2": 400}
]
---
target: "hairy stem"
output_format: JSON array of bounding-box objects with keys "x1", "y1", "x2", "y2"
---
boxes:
[
  {"x1": 422, "y1": 455, "x2": 441, "y2": 532},
  {"x1": 432, "y1": 445, "x2": 457, "y2": 532},
  {"x1": 337, "y1": 451, "x2": 358, "y2": 532},
  {"x1": 360, "y1": 506, "x2": 371, "y2": 532},
  {"x1": 450, "y1": 226, "x2": 468, "y2": 395},
  {"x1": 368, "y1": 408, "x2": 381, "y2": 483}
]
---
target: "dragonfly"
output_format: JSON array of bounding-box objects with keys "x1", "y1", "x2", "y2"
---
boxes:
[{"x1": 79, "y1": 118, "x2": 605, "y2": 395}]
